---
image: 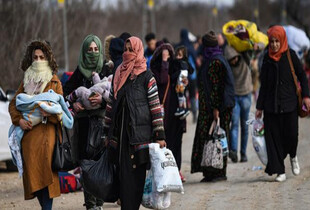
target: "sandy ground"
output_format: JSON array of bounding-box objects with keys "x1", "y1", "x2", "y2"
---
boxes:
[{"x1": 1, "y1": 110, "x2": 310, "y2": 210}]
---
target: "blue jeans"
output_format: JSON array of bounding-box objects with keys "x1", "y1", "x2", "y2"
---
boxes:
[
  {"x1": 229, "y1": 94, "x2": 252, "y2": 155},
  {"x1": 34, "y1": 187, "x2": 53, "y2": 210}
]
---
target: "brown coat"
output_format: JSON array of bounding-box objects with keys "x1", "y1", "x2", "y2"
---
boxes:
[{"x1": 9, "y1": 75, "x2": 62, "y2": 200}]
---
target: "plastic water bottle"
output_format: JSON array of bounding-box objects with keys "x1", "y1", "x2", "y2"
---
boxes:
[{"x1": 252, "y1": 166, "x2": 263, "y2": 171}]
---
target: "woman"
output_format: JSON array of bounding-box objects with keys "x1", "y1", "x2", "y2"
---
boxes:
[
  {"x1": 104, "y1": 36, "x2": 166, "y2": 210},
  {"x1": 9, "y1": 40, "x2": 62, "y2": 209},
  {"x1": 191, "y1": 31, "x2": 234, "y2": 182},
  {"x1": 255, "y1": 26, "x2": 310, "y2": 182},
  {"x1": 63, "y1": 34, "x2": 107, "y2": 209},
  {"x1": 150, "y1": 43, "x2": 187, "y2": 182}
]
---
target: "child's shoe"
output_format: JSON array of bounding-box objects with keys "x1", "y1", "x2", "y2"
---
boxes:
[
  {"x1": 175, "y1": 108, "x2": 185, "y2": 116},
  {"x1": 179, "y1": 109, "x2": 190, "y2": 120}
]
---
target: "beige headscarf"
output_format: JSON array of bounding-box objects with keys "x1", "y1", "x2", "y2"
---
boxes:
[{"x1": 23, "y1": 60, "x2": 53, "y2": 95}]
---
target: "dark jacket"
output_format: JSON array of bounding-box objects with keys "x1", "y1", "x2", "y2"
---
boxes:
[
  {"x1": 109, "y1": 38, "x2": 124, "y2": 74},
  {"x1": 256, "y1": 49, "x2": 309, "y2": 113},
  {"x1": 108, "y1": 70, "x2": 156, "y2": 145},
  {"x1": 63, "y1": 67, "x2": 107, "y2": 118}
]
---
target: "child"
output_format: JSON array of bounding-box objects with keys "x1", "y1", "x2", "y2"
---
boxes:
[{"x1": 174, "y1": 46, "x2": 193, "y2": 119}]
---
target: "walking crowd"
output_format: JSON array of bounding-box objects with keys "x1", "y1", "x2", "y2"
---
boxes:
[{"x1": 7, "y1": 20, "x2": 310, "y2": 210}]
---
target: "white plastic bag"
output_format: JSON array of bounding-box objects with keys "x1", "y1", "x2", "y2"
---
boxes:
[
  {"x1": 142, "y1": 170, "x2": 171, "y2": 209},
  {"x1": 148, "y1": 143, "x2": 184, "y2": 193},
  {"x1": 247, "y1": 117, "x2": 268, "y2": 165}
]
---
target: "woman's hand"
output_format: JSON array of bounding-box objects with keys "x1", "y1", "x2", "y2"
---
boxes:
[
  {"x1": 156, "y1": 140, "x2": 167, "y2": 148},
  {"x1": 162, "y1": 49, "x2": 170, "y2": 62},
  {"x1": 19, "y1": 119, "x2": 32, "y2": 130},
  {"x1": 73, "y1": 102, "x2": 85, "y2": 113},
  {"x1": 255, "y1": 109, "x2": 263, "y2": 119},
  {"x1": 89, "y1": 93, "x2": 103, "y2": 107},
  {"x1": 39, "y1": 108, "x2": 51, "y2": 117},
  {"x1": 213, "y1": 109, "x2": 219, "y2": 121},
  {"x1": 303, "y1": 97, "x2": 310, "y2": 112}
]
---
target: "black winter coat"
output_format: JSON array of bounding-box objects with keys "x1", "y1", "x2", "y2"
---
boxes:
[{"x1": 256, "y1": 49, "x2": 309, "y2": 114}]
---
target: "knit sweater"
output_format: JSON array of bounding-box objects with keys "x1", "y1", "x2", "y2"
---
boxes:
[{"x1": 104, "y1": 76, "x2": 165, "y2": 142}]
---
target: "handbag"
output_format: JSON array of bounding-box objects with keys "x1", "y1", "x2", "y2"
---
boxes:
[
  {"x1": 52, "y1": 124, "x2": 76, "y2": 171},
  {"x1": 287, "y1": 50, "x2": 308, "y2": 118},
  {"x1": 201, "y1": 119, "x2": 224, "y2": 169}
]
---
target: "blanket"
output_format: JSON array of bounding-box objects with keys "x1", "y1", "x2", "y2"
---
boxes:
[{"x1": 8, "y1": 89, "x2": 74, "y2": 177}]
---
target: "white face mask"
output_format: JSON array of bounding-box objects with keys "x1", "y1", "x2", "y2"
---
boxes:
[{"x1": 23, "y1": 61, "x2": 53, "y2": 95}]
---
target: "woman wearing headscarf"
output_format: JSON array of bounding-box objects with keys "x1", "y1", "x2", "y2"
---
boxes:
[
  {"x1": 63, "y1": 34, "x2": 108, "y2": 209},
  {"x1": 150, "y1": 43, "x2": 188, "y2": 182},
  {"x1": 191, "y1": 31, "x2": 234, "y2": 182},
  {"x1": 9, "y1": 40, "x2": 62, "y2": 209},
  {"x1": 104, "y1": 37, "x2": 166, "y2": 210},
  {"x1": 256, "y1": 26, "x2": 310, "y2": 182}
]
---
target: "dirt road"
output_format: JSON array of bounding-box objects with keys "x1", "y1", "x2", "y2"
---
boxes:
[{"x1": 1, "y1": 113, "x2": 310, "y2": 210}]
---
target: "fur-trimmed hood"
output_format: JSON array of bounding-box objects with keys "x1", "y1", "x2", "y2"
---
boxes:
[
  {"x1": 150, "y1": 43, "x2": 175, "y2": 69},
  {"x1": 20, "y1": 40, "x2": 58, "y2": 73},
  {"x1": 104, "y1": 35, "x2": 115, "y2": 61}
]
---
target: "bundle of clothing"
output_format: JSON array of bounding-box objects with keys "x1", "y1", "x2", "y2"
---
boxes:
[
  {"x1": 8, "y1": 89, "x2": 74, "y2": 176},
  {"x1": 66, "y1": 72, "x2": 113, "y2": 110}
]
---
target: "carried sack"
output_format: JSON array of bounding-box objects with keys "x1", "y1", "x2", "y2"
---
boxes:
[
  {"x1": 80, "y1": 149, "x2": 118, "y2": 202},
  {"x1": 247, "y1": 117, "x2": 268, "y2": 165},
  {"x1": 86, "y1": 117, "x2": 106, "y2": 160},
  {"x1": 148, "y1": 143, "x2": 184, "y2": 193},
  {"x1": 142, "y1": 170, "x2": 171, "y2": 209},
  {"x1": 287, "y1": 50, "x2": 309, "y2": 118},
  {"x1": 201, "y1": 120, "x2": 224, "y2": 169},
  {"x1": 52, "y1": 125, "x2": 76, "y2": 172},
  {"x1": 58, "y1": 171, "x2": 82, "y2": 193}
]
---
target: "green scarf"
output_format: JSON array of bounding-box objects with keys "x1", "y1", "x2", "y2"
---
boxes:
[{"x1": 78, "y1": 34, "x2": 104, "y2": 80}]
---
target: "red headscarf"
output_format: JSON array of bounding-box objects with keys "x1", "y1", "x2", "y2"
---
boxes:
[
  {"x1": 113, "y1": 36, "x2": 147, "y2": 99},
  {"x1": 267, "y1": 25, "x2": 288, "y2": 61}
]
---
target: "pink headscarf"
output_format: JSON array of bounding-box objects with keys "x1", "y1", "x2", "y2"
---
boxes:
[{"x1": 113, "y1": 36, "x2": 147, "y2": 99}]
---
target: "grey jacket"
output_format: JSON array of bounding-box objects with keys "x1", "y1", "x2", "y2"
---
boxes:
[{"x1": 224, "y1": 46, "x2": 253, "y2": 96}]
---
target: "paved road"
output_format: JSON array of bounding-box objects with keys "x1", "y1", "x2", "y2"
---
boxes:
[{"x1": 1, "y1": 112, "x2": 310, "y2": 209}]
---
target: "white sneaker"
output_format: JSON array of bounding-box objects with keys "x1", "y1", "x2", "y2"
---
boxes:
[
  {"x1": 275, "y1": 174, "x2": 286, "y2": 182},
  {"x1": 290, "y1": 156, "x2": 300, "y2": 175}
]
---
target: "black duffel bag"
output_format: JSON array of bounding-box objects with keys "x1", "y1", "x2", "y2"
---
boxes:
[{"x1": 80, "y1": 149, "x2": 119, "y2": 202}]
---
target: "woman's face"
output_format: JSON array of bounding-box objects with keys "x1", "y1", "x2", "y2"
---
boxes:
[
  {"x1": 33, "y1": 49, "x2": 46, "y2": 61},
  {"x1": 176, "y1": 50, "x2": 184, "y2": 60},
  {"x1": 269, "y1": 37, "x2": 281, "y2": 53},
  {"x1": 88, "y1": 41, "x2": 99, "y2": 53},
  {"x1": 124, "y1": 41, "x2": 133, "y2": 52}
]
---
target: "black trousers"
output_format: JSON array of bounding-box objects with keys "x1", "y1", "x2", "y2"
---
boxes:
[
  {"x1": 264, "y1": 110, "x2": 298, "y2": 175},
  {"x1": 119, "y1": 128, "x2": 147, "y2": 210}
]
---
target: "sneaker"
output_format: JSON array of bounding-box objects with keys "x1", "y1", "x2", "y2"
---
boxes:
[
  {"x1": 229, "y1": 150, "x2": 238, "y2": 163},
  {"x1": 179, "y1": 171, "x2": 186, "y2": 182},
  {"x1": 275, "y1": 174, "x2": 286, "y2": 182},
  {"x1": 290, "y1": 156, "x2": 300, "y2": 175},
  {"x1": 96, "y1": 207, "x2": 103, "y2": 210},
  {"x1": 175, "y1": 108, "x2": 185, "y2": 116},
  {"x1": 179, "y1": 109, "x2": 190, "y2": 120},
  {"x1": 240, "y1": 153, "x2": 248, "y2": 162}
]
